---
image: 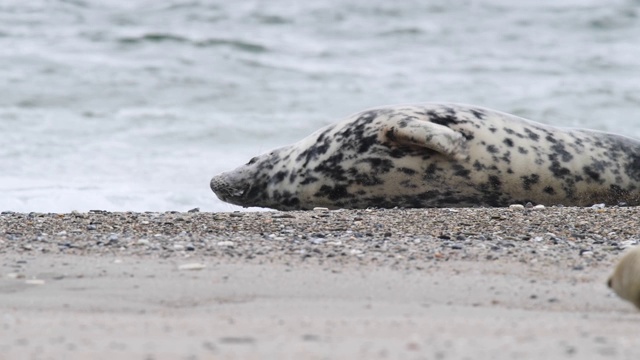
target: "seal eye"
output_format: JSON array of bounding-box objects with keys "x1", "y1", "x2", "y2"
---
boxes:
[
  {"x1": 607, "y1": 277, "x2": 613, "y2": 288},
  {"x1": 247, "y1": 157, "x2": 259, "y2": 165}
]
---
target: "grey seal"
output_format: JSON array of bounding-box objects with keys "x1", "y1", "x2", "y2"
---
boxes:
[
  {"x1": 210, "y1": 103, "x2": 640, "y2": 210},
  {"x1": 608, "y1": 246, "x2": 640, "y2": 310}
]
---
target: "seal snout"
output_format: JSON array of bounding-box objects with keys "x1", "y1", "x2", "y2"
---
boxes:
[{"x1": 210, "y1": 173, "x2": 250, "y2": 205}]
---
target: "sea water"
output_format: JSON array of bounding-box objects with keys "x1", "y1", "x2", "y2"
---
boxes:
[{"x1": 1, "y1": 0, "x2": 640, "y2": 212}]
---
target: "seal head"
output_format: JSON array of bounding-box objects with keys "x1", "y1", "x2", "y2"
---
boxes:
[{"x1": 608, "y1": 246, "x2": 640, "y2": 310}]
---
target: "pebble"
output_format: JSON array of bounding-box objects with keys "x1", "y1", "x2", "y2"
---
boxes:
[
  {"x1": 509, "y1": 204, "x2": 525, "y2": 210},
  {"x1": 178, "y1": 263, "x2": 206, "y2": 271},
  {"x1": 24, "y1": 279, "x2": 45, "y2": 285}
]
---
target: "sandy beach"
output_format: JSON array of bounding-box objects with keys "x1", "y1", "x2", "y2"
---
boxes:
[{"x1": 1, "y1": 206, "x2": 639, "y2": 359}]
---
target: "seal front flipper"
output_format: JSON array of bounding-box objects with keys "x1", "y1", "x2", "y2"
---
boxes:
[{"x1": 382, "y1": 117, "x2": 469, "y2": 161}]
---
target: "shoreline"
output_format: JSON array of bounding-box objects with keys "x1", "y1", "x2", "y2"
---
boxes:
[{"x1": 1, "y1": 207, "x2": 639, "y2": 359}]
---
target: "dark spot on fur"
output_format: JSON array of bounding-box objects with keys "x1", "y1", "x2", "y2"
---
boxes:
[
  {"x1": 470, "y1": 109, "x2": 485, "y2": 119},
  {"x1": 315, "y1": 185, "x2": 351, "y2": 201},
  {"x1": 503, "y1": 138, "x2": 514, "y2": 147},
  {"x1": 548, "y1": 156, "x2": 571, "y2": 178},
  {"x1": 271, "y1": 170, "x2": 288, "y2": 184},
  {"x1": 518, "y1": 146, "x2": 528, "y2": 155},
  {"x1": 313, "y1": 153, "x2": 347, "y2": 182},
  {"x1": 352, "y1": 172, "x2": 383, "y2": 186},
  {"x1": 626, "y1": 153, "x2": 640, "y2": 181},
  {"x1": 543, "y1": 186, "x2": 555, "y2": 195},
  {"x1": 427, "y1": 110, "x2": 459, "y2": 127},
  {"x1": 247, "y1": 156, "x2": 259, "y2": 165},
  {"x1": 583, "y1": 166, "x2": 601, "y2": 182},
  {"x1": 424, "y1": 163, "x2": 440, "y2": 180},
  {"x1": 550, "y1": 142, "x2": 573, "y2": 162},
  {"x1": 521, "y1": 174, "x2": 540, "y2": 190},
  {"x1": 459, "y1": 130, "x2": 475, "y2": 141},
  {"x1": 300, "y1": 175, "x2": 319, "y2": 185},
  {"x1": 385, "y1": 128, "x2": 397, "y2": 142},
  {"x1": 486, "y1": 145, "x2": 499, "y2": 154},
  {"x1": 358, "y1": 134, "x2": 379, "y2": 153},
  {"x1": 360, "y1": 157, "x2": 394, "y2": 173},
  {"x1": 245, "y1": 182, "x2": 267, "y2": 202},
  {"x1": 500, "y1": 151, "x2": 511, "y2": 164},
  {"x1": 399, "y1": 167, "x2": 416, "y2": 175},
  {"x1": 389, "y1": 147, "x2": 411, "y2": 158},
  {"x1": 281, "y1": 197, "x2": 300, "y2": 207},
  {"x1": 452, "y1": 164, "x2": 471, "y2": 179},
  {"x1": 524, "y1": 128, "x2": 540, "y2": 141},
  {"x1": 504, "y1": 128, "x2": 524, "y2": 139},
  {"x1": 488, "y1": 175, "x2": 501, "y2": 191}
]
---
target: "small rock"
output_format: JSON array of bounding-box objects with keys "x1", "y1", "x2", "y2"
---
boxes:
[
  {"x1": 217, "y1": 241, "x2": 235, "y2": 247},
  {"x1": 178, "y1": 263, "x2": 206, "y2": 271},
  {"x1": 313, "y1": 207, "x2": 329, "y2": 211},
  {"x1": 509, "y1": 204, "x2": 525, "y2": 210},
  {"x1": 219, "y1": 337, "x2": 255, "y2": 344},
  {"x1": 25, "y1": 279, "x2": 45, "y2": 285},
  {"x1": 580, "y1": 250, "x2": 594, "y2": 257}
]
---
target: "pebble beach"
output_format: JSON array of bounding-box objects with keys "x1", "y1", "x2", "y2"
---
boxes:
[
  {"x1": 1, "y1": 206, "x2": 638, "y2": 268},
  {"x1": 1, "y1": 207, "x2": 640, "y2": 359}
]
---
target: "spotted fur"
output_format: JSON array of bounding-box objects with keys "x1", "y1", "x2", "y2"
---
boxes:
[{"x1": 210, "y1": 103, "x2": 640, "y2": 210}]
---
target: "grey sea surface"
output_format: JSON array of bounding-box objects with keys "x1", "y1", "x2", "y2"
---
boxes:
[{"x1": 1, "y1": 0, "x2": 640, "y2": 212}]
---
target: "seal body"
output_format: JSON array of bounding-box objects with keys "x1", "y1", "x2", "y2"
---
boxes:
[
  {"x1": 608, "y1": 246, "x2": 640, "y2": 310},
  {"x1": 210, "y1": 103, "x2": 640, "y2": 210}
]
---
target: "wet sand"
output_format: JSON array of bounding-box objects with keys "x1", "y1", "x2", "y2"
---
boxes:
[{"x1": 1, "y1": 207, "x2": 639, "y2": 359}]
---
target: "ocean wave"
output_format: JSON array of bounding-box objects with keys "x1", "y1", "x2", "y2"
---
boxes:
[{"x1": 116, "y1": 33, "x2": 268, "y2": 52}]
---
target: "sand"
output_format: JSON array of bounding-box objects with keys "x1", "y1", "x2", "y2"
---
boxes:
[{"x1": 1, "y1": 207, "x2": 639, "y2": 359}]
